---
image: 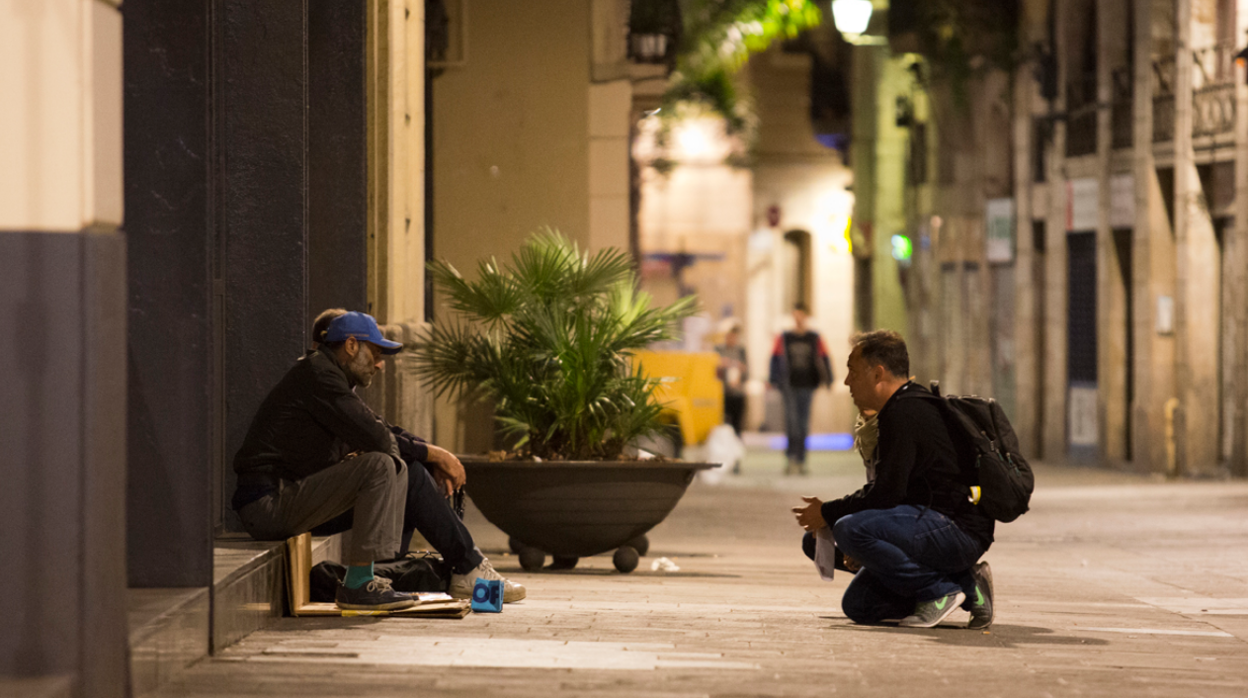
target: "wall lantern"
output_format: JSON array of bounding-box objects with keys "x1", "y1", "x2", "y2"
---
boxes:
[{"x1": 831, "y1": 0, "x2": 873, "y2": 36}]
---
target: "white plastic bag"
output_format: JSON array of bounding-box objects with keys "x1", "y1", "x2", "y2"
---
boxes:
[
  {"x1": 701, "y1": 424, "x2": 745, "y2": 484},
  {"x1": 814, "y1": 527, "x2": 837, "y2": 582}
]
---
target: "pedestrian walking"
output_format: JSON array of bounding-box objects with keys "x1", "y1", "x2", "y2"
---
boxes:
[{"x1": 768, "y1": 303, "x2": 833, "y2": 475}]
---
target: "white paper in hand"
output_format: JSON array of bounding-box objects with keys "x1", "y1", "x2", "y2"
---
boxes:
[{"x1": 814, "y1": 527, "x2": 837, "y2": 582}]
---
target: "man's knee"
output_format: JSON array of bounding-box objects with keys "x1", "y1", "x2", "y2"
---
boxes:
[
  {"x1": 801, "y1": 531, "x2": 816, "y2": 561},
  {"x1": 353, "y1": 452, "x2": 402, "y2": 483},
  {"x1": 832, "y1": 514, "x2": 860, "y2": 548}
]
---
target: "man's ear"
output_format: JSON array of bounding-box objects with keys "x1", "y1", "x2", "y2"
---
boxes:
[{"x1": 344, "y1": 336, "x2": 358, "y2": 356}]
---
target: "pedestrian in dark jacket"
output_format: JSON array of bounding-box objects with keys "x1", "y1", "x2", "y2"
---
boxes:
[
  {"x1": 792, "y1": 330, "x2": 995, "y2": 629},
  {"x1": 768, "y1": 302, "x2": 833, "y2": 474}
]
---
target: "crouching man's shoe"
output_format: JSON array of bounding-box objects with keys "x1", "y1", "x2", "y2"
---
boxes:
[
  {"x1": 899, "y1": 591, "x2": 965, "y2": 628},
  {"x1": 335, "y1": 575, "x2": 417, "y2": 611},
  {"x1": 968, "y1": 561, "x2": 994, "y2": 629},
  {"x1": 449, "y1": 558, "x2": 527, "y2": 603}
]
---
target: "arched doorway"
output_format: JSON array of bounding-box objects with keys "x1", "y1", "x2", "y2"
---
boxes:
[{"x1": 783, "y1": 229, "x2": 813, "y2": 311}]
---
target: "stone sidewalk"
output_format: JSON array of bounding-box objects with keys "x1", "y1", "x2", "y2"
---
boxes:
[{"x1": 154, "y1": 452, "x2": 1248, "y2": 697}]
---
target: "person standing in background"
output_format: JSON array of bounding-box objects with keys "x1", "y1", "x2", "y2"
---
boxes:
[
  {"x1": 769, "y1": 303, "x2": 833, "y2": 475},
  {"x1": 715, "y1": 323, "x2": 749, "y2": 437}
]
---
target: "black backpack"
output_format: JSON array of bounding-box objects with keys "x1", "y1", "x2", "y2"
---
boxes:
[{"x1": 922, "y1": 381, "x2": 1034, "y2": 523}]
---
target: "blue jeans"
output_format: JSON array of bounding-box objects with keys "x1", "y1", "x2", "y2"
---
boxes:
[
  {"x1": 829, "y1": 505, "x2": 984, "y2": 624},
  {"x1": 782, "y1": 387, "x2": 814, "y2": 463}
]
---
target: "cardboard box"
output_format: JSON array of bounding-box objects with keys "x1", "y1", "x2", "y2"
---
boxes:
[{"x1": 285, "y1": 533, "x2": 470, "y2": 619}]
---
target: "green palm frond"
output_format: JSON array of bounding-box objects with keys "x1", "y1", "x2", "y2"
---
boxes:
[{"x1": 406, "y1": 230, "x2": 698, "y2": 460}]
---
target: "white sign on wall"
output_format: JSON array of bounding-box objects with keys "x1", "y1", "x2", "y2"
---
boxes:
[
  {"x1": 1068, "y1": 384, "x2": 1099, "y2": 447},
  {"x1": 985, "y1": 198, "x2": 1015, "y2": 263},
  {"x1": 1109, "y1": 174, "x2": 1135, "y2": 229},
  {"x1": 1066, "y1": 178, "x2": 1099, "y2": 232}
]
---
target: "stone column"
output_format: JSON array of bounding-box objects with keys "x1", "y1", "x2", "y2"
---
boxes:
[
  {"x1": 0, "y1": 1, "x2": 129, "y2": 695},
  {"x1": 1013, "y1": 53, "x2": 1041, "y2": 456},
  {"x1": 1096, "y1": 0, "x2": 1131, "y2": 463},
  {"x1": 1043, "y1": 0, "x2": 1072, "y2": 461},
  {"x1": 124, "y1": 0, "x2": 216, "y2": 587},
  {"x1": 219, "y1": 0, "x2": 312, "y2": 529},
  {"x1": 308, "y1": 0, "x2": 370, "y2": 321},
  {"x1": 1171, "y1": 0, "x2": 1221, "y2": 476},
  {"x1": 1228, "y1": 2, "x2": 1248, "y2": 477},
  {"x1": 1131, "y1": 0, "x2": 1170, "y2": 474}
]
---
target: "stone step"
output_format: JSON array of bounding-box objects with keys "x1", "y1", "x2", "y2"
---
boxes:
[
  {"x1": 128, "y1": 535, "x2": 340, "y2": 696},
  {"x1": 0, "y1": 676, "x2": 73, "y2": 698}
]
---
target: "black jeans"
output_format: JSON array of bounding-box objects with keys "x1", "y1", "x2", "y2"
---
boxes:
[
  {"x1": 723, "y1": 392, "x2": 746, "y2": 435},
  {"x1": 311, "y1": 460, "x2": 484, "y2": 575}
]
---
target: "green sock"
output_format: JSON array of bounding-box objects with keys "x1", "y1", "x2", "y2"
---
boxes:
[{"x1": 344, "y1": 563, "x2": 374, "y2": 590}]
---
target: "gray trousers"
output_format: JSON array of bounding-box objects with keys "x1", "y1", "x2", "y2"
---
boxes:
[{"x1": 238, "y1": 452, "x2": 406, "y2": 564}]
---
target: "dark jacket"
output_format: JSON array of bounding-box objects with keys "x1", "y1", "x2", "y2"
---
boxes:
[
  {"x1": 768, "y1": 330, "x2": 833, "y2": 389},
  {"x1": 231, "y1": 347, "x2": 407, "y2": 510},
  {"x1": 820, "y1": 382, "x2": 995, "y2": 549}
]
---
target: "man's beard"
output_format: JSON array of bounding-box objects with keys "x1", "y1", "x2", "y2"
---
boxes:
[{"x1": 347, "y1": 347, "x2": 377, "y2": 387}]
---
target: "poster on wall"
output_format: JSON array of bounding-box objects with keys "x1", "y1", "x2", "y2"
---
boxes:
[
  {"x1": 1068, "y1": 382, "x2": 1099, "y2": 447},
  {"x1": 985, "y1": 198, "x2": 1015, "y2": 263},
  {"x1": 1066, "y1": 178, "x2": 1099, "y2": 232},
  {"x1": 1109, "y1": 174, "x2": 1134, "y2": 229}
]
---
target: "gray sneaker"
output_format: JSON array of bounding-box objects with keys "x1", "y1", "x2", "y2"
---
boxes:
[
  {"x1": 335, "y1": 575, "x2": 417, "y2": 611},
  {"x1": 968, "y1": 561, "x2": 994, "y2": 629},
  {"x1": 899, "y1": 591, "x2": 966, "y2": 628}
]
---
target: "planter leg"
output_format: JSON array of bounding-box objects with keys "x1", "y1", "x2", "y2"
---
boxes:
[
  {"x1": 613, "y1": 546, "x2": 640, "y2": 573},
  {"x1": 550, "y1": 555, "x2": 579, "y2": 570},
  {"x1": 626, "y1": 534, "x2": 650, "y2": 557},
  {"x1": 519, "y1": 546, "x2": 546, "y2": 572}
]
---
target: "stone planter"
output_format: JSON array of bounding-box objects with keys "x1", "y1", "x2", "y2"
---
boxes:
[{"x1": 461, "y1": 458, "x2": 717, "y2": 573}]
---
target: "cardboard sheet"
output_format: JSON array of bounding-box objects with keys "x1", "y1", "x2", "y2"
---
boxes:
[{"x1": 285, "y1": 533, "x2": 471, "y2": 619}]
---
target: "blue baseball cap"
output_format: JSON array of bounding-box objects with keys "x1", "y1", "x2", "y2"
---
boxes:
[{"x1": 324, "y1": 312, "x2": 403, "y2": 355}]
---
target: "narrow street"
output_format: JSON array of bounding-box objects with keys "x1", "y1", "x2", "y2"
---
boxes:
[{"x1": 155, "y1": 453, "x2": 1248, "y2": 697}]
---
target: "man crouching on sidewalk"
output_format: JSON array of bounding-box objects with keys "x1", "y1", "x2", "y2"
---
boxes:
[
  {"x1": 232, "y1": 311, "x2": 523, "y2": 611},
  {"x1": 792, "y1": 330, "x2": 994, "y2": 628}
]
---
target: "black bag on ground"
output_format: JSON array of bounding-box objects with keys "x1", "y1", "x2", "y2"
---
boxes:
[
  {"x1": 926, "y1": 381, "x2": 1035, "y2": 523},
  {"x1": 309, "y1": 552, "x2": 452, "y2": 602}
]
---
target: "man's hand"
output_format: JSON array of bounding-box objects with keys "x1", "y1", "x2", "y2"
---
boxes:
[
  {"x1": 424, "y1": 444, "x2": 467, "y2": 498},
  {"x1": 792, "y1": 495, "x2": 827, "y2": 532}
]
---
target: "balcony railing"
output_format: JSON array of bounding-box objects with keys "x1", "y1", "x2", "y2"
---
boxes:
[
  {"x1": 1151, "y1": 43, "x2": 1237, "y2": 143},
  {"x1": 1152, "y1": 55, "x2": 1175, "y2": 142}
]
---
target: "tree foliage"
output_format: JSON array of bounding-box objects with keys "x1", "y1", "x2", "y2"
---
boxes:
[
  {"x1": 407, "y1": 231, "x2": 697, "y2": 461},
  {"x1": 659, "y1": 0, "x2": 822, "y2": 141}
]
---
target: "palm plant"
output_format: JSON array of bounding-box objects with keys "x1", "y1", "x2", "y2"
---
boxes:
[{"x1": 408, "y1": 231, "x2": 697, "y2": 461}]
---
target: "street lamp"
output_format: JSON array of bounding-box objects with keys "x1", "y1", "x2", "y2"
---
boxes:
[
  {"x1": 831, "y1": 0, "x2": 873, "y2": 36},
  {"x1": 1237, "y1": 42, "x2": 1248, "y2": 85}
]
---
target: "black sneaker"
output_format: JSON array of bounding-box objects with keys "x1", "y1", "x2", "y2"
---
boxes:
[
  {"x1": 968, "y1": 561, "x2": 994, "y2": 629},
  {"x1": 335, "y1": 575, "x2": 417, "y2": 611},
  {"x1": 899, "y1": 591, "x2": 966, "y2": 628}
]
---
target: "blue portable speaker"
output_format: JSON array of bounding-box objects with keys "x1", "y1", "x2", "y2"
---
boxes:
[{"x1": 470, "y1": 577, "x2": 503, "y2": 613}]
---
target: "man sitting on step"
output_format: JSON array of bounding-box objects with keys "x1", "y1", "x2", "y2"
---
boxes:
[{"x1": 232, "y1": 310, "x2": 524, "y2": 611}]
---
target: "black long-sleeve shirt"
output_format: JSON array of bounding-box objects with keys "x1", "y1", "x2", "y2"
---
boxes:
[
  {"x1": 232, "y1": 347, "x2": 415, "y2": 510},
  {"x1": 821, "y1": 382, "x2": 995, "y2": 549}
]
